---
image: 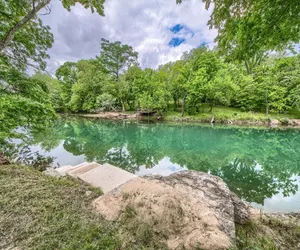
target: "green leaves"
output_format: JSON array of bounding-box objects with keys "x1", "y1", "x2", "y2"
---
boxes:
[
  {"x1": 194, "y1": 0, "x2": 300, "y2": 62},
  {"x1": 0, "y1": 0, "x2": 106, "y2": 71},
  {"x1": 61, "y1": 0, "x2": 105, "y2": 16},
  {"x1": 97, "y1": 38, "x2": 138, "y2": 81}
]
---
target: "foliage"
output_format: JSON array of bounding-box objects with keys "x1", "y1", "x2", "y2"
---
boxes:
[
  {"x1": 50, "y1": 47, "x2": 300, "y2": 118},
  {"x1": 32, "y1": 71, "x2": 64, "y2": 111},
  {"x1": 0, "y1": 0, "x2": 106, "y2": 155},
  {"x1": 97, "y1": 38, "x2": 138, "y2": 111},
  {"x1": 0, "y1": 0, "x2": 105, "y2": 70},
  {"x1": 96, "y1": 93, "x2": 117, "y2": 111},
  {"x1": 98, "y1": 38, "x2": 138, "y2": 80},
  {"x1": 0, "y1": 67, "x2": 56, "y2": 143},
  {"x1": 68, "y1": 60, "x2": 108, "y2": 112},
  {"x1": 178, "y1": 0, "x2": 300, "y2": 64}
]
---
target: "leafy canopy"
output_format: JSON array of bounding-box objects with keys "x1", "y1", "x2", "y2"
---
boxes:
[
  {"x1": 177, "y1": 0, "x2": 300, "y2": 62},
  {"x1": 0, "y1": 0, "x2": 105, "y2": 70}
]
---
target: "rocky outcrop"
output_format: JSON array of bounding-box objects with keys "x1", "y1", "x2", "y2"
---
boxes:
[
  {"x1": 93, "y1": 171, "x2": 252, "y2": 250},
  {"x1": 0, "y1": 153, "x2": 10, "y2": 165}
]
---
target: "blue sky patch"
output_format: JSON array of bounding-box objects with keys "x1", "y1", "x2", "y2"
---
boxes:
[
  {"x1": 170, "y1": 24, "x2": 185, "y2": 34},
  {"x1": 168, "y1": 37, "x2": 185, "y2": 47},
  {"x1": 170, "y1": 24, "x2": 194, "y2": 37}
]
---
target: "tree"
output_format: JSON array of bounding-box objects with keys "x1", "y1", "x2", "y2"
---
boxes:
[
  {"x1": 97, "y1": 39, "x2": 138, "y2": 112},
  {"x1": 96, "y1": 93, "x2": 117, "y2": 111},
  {"x1": 0, "y1": 67, "x2": 56, "y2": 143},
  {"x1": 68, "y1": 60, "x2": 108, "y2": 112},
  {"x1": 0, "y1": 0, "x2": 106, "y2": 159},
  {"x1": 177, "y1": 47, "x2": 224, "y2": 115},
  {"x1": 0, "y1": 0, "x2": 105, "y2": 70},
  {"x1": 177, "y1": 0, "x2": 300, "y2": 61},
  {"x1": 204, "y1": 64, "x2": 237, "y2": 112},
  {"x1": 55, "y1": 62, "x2": 78, "y2": 110},
  {"x1": 134, "y1": 68, "x2": 171, "y2": 111},
  {"x1": 32, "y1": 71, "x2": 64, "y2": 111},
  {"x1": 158, "y1": 61, "x2": 185, "y2": 110}
]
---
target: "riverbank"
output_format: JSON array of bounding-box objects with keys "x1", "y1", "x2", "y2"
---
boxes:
[
  {"x1": 1, "y1": 164, "x2": 299, "y2": 249},
  {"x1": 78, "y1": 108, "x2": 300, "y2": 127}
]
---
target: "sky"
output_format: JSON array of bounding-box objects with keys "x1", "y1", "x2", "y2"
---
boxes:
[{"x1": 40, "y1": 0, "x2": 217, "y2": 74}]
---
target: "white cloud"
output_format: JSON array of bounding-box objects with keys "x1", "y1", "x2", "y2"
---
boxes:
[{"x1": 40, "y1": 0, "x2": 217, "y2": 73}]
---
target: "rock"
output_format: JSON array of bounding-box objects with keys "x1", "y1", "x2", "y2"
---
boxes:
[
  {"x1": 270, "y1": 119, "x2": 280, "y2": 126},
  {"x1": 85, "y1": 190, "x2": 93, "y2": 196},
  {"x1": 93, "y1": 171, "x2": 249, "y2": 250},
  {"x1": 230, "y1": 192, "x2": 251, "y2": 224},
  {"x1": 0, "y1": 153, "x2": 10, "y2": 165},
  {"x1": 43, "y1": 168, "x2": 62, "y2": 178}
]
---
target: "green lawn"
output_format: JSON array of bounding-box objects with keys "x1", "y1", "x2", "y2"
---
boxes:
[{"x1": 164, "y1": 105, "x2": 300, "y2": 123}]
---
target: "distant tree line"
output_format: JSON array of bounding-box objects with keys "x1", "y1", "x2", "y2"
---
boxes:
[{"x1": 32, "y1": 39, "x2": 300, "y2": 118}]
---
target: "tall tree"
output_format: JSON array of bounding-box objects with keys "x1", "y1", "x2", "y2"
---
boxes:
[
  {"x1": 0, "y1": 0, "x2": 105, "y2": 70},
  {"x1": 97, "y1": 39, "x2": 138, "y2": 112},
  {"x1": 177, "y1": 0, "x2": 300, "y2": 64},
  {"x1": 56, "y1": 62, "x2": 78, "y2": 109}
]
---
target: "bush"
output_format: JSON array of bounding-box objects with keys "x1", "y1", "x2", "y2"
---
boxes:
[{"x1": 96, "y1": 93, "x2": 118, "y2": 111}]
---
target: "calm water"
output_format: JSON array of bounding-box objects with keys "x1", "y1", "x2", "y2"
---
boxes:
[{"x1": 27, "y1": 118, "x2": 300, "y2": 212}]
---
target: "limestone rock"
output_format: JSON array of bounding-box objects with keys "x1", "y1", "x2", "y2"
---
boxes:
[
  {"x1": 93, "y1": 171, "x2": 247, "y2": 250},
  {"x1": 43, "y1": 168, "x2": 62, "y2": 178},
  {"x1": 230, "y1": 192, "x2": 251, "y2": 224}
]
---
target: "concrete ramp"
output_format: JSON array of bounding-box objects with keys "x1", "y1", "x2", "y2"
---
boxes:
[
  {"x1": 78, "y1": 163, "x2": 137, "y2": 193},
  {"x1": 56, "y1": 162, "x2": 137, "y2": 194}
]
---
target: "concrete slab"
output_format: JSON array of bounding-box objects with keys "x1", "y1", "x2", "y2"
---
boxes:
[
  {"x1": 78, "y1": 163, "x2": 137, "y2": 193},
  {"x1": 57, "y1": 163, "x2": 90, "y2": 176},
  {"x1": 56, "y1": 165, "x2": 73, "y2": 176},
  {"x1": 67, "y1": 162, "x2": 99, "y2": 177}
]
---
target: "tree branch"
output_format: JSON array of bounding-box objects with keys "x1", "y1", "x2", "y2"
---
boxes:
[{"x1": 0, "y1": 0, "x2": 51, "y2": 53}]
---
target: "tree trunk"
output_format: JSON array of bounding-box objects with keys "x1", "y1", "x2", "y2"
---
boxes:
[
  {"x1": 0, "y1": 0, "x2": 50, "y2": 52},
  {"x1": 181, "y1": 93, "x2": 187, "y2": 118},
  {"x1": 209, "y1": 102, "x2": 213, "y2": 112},
  {"x1": 266, "y1": 89, "x2": 269, "y2": 116},
  {"x1": 173, "y1": 98, "x2": 177, "y2": 111},
  {"x1": 121, "y1": 100, "x2": 126, "y2": 112}
]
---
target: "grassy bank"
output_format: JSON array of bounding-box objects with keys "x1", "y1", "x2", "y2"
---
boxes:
[
  {"x1": 1, "y1": 165, "x2": 299, "y2": 250},
  {"x1": 0, "y1": 165, "x2": 168, "y2": 250},
  {"x1": 0, "y1": 165, "x2": 119, "y2": 250},
  {"x1": 164, "y1": 105, "x2": 300, "y2": 124},
  {"x1": 236, "y1": 217, "x2": 300, "y2": 249}
]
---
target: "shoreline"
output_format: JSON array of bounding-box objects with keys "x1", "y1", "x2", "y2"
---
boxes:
[{"x1": 75, "y1": 112, "x2": 300, "y2": 128}]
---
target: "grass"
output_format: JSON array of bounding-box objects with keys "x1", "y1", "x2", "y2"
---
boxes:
[
  {"x1": 164, "y1": 105, "x2": 300, "y2": 123},
  {"x1": 0, "y1": 165, "x2": 168, "y2": 250},
  {"x1": 236, "y1": 218, "x2": 300, "y2": 250},
  {"x1": 118, "y1": 204, "x2": 168, "y2": 250},
  {"x1": 1, "y1": 165, "x2": 299, "y2": 250},
  {"x1": 0, "y1": 165, "x2": 120, "y2": 250}
]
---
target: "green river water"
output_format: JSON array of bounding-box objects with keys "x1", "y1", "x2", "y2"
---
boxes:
[{"x1": 27, "y1": 118, "x2": 300, "y2": 212}]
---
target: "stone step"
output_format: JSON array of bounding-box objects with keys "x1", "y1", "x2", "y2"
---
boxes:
[
  {"x1": 56, "y1": 165, "x2": 73, "y2": 176},
  {"x1": 56, "y1": 162, "x2": 90, "y2": 176},
  {"x1": 67, "y1": 162, "x2": 99, "y2": 177},
  {"x1": 77, "y1": 163, "x2": 137, "y2": 193}
]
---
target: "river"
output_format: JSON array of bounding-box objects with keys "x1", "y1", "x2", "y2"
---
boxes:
[{"x1": 25, "y1": 117, "x2": 300, "y2": 212}]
